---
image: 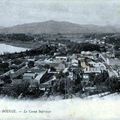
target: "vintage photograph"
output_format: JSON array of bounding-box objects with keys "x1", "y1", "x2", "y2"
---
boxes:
[{"x1": 0, "y1": 0, "x2": 120, "y2": 119}]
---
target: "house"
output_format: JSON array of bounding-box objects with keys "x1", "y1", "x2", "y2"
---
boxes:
[
  {"x1": 30, "y1": 66, "x2": 46, "y2": 73},
  {"x1": 10, "y1": 66, "x2": 29, "y2": 79},
  {"x1": 23, "y1": 72, "x2": 37, "y2": 82},
  {"x1": 71, "y1": 59, "x2": 78, "y2": 67},
  {"x1": 83, "y1": 63, "x2": 106, "y2": 74},
  {"x1": 79, "y1": 58, "x2": 89, "y2": 70},
  {"x1": 23, "y1": 65, "x2": 48, "y2": 83},
  {"x1": 34, "y1": 70, "x2": 47, "y2": 85},
  {"x1": 88, "y1": 61, "x2": 106, "y2": 71},
  {"x1": 107, "y1": 58, "x2": 120, "y2": 66},
  {"x1": 55, "y1": 62, "x2": 66, "y2": 72},
  {"x1": 55, "y1": 56, "x2": 68, "y2": 62},
  {"x1": 81, "y1": 51, "x2": 94, "y2": 59},
  {"x1": 80, "y1": 58, "x2": 106, "y2": 73}
]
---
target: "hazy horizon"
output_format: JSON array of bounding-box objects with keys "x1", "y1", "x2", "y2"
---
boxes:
[
  {"x1": 0, "y1": 0, "x2": 120, "y2": 27},
  {"x1": 1, "y1": 20, "x2": 120, "y2": 28},
  {"x1": 1, "y1": 20, "x2": 117, "y2": 28}
]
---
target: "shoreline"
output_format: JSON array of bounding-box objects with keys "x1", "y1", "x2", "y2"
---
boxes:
[{"x1": 0, "y1": 41, "x2": 35, "y2": 49}]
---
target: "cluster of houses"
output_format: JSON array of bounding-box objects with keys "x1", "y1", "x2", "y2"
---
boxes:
[
  {"x1": 0, "y1": 38, "x2": 120, "y2": 98},
  {"x1": 2, "y1": 51, "x2": 108, "y2": 94}
]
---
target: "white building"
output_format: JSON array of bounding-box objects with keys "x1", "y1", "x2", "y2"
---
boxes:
[
  {"x1": 83, "y1": 61, "x2": 106, "y2": 73},
  {"x1": 55, "y1": 56, "x2": 68, "y2": 62}
]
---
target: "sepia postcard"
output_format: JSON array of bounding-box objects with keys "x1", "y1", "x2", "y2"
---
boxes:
[{"x1": 0, "y1": 0, "x2": 120, "y2": 120}]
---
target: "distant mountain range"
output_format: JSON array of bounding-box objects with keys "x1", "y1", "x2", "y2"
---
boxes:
[
  {"x1": 0, "y1": 20, "x2": 120, "y2": 34},
  {"x1": 0, "y1": 26, "x2": 5, "y2": 29}
]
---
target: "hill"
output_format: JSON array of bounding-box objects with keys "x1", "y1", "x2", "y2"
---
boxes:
[{"x1": 0, "y1": 20, "x2": 119, "y2": 34}]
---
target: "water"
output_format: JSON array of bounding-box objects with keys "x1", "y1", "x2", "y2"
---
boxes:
[{"x1": 0, "y1": 43, "x2": 28, "y2": 54}]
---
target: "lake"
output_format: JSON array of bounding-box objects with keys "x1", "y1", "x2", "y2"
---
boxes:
[{"x1": 0, "y1": 43, "x2": 28, "y2": 54}]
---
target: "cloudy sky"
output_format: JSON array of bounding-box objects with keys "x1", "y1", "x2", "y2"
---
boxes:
[{"x1": 0, "y1": 0, "x2": 120, "y2": 27}]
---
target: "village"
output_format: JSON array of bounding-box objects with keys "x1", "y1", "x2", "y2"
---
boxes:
[{"x1": 0, "y1": 33, "x2": 120, "y2": 99}]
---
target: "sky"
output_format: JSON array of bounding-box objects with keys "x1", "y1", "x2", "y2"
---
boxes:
[{"x1": 0, "y1": 0, "x2": 120, "y2": 27}]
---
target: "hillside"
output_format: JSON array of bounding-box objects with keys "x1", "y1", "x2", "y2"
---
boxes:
[{"x1": 0, "y1": 20, "x2": 119, "y2": 34}]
